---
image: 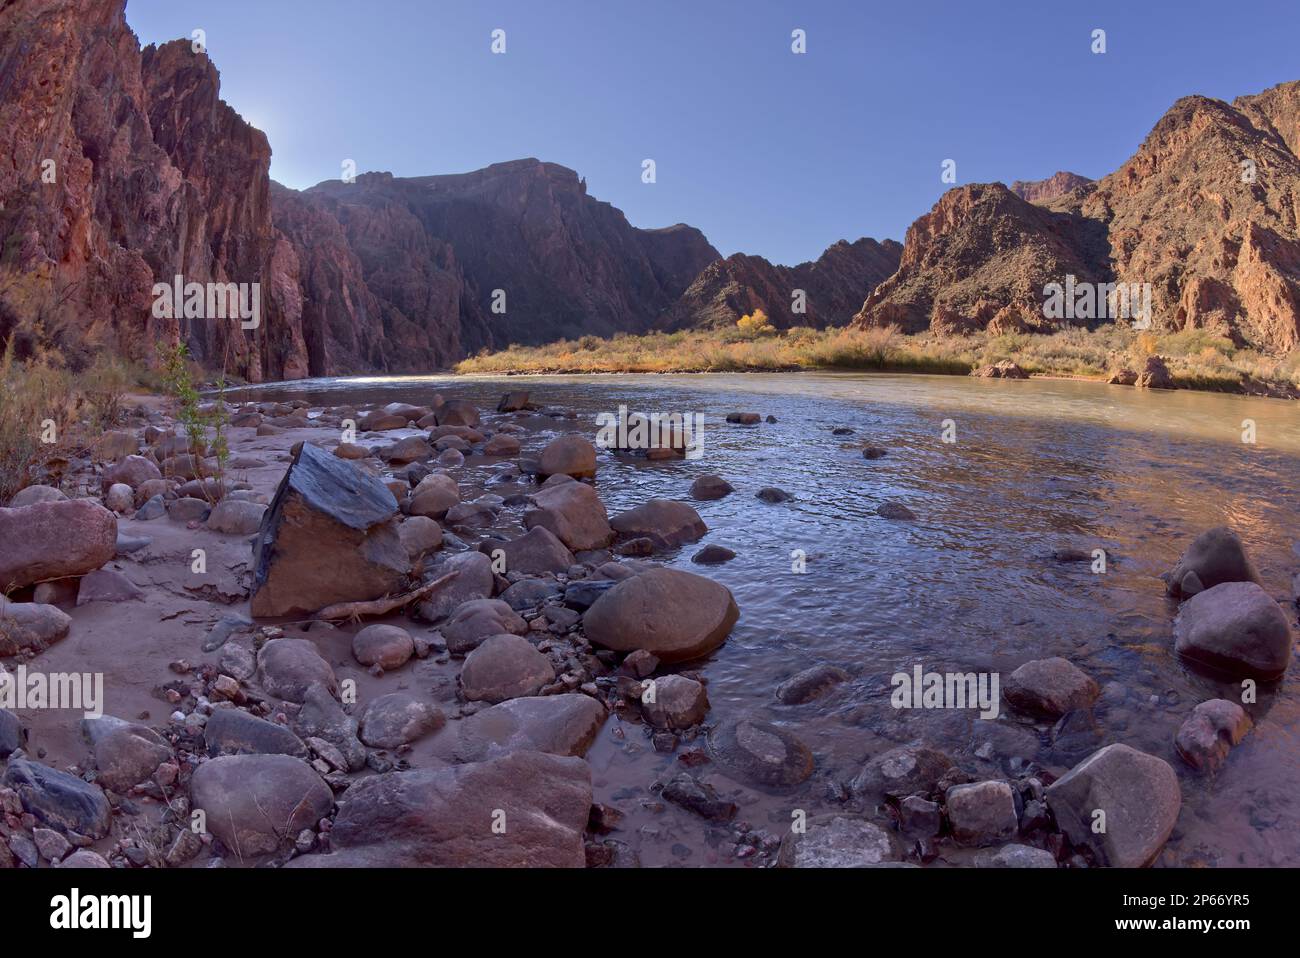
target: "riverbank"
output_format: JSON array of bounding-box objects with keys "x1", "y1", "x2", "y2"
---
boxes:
[{"x1": 454, "y1": 325, "x2": 1300, "y2": 398}]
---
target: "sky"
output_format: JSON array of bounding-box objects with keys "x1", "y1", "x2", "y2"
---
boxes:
[{"x1": 125, "y1": 0, "x2": 1300, "y2": 266}]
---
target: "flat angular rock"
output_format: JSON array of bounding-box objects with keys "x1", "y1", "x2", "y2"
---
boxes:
[
  {"x1": 610, "y1": 499, "x2": 707, "y2": 548},
  {"x1": 75, "y1": 569, "x2": 143, "y2": 605},
  {"x1": 777, "y1": 816, "x2": 895, "y2": 867},
  {"x1": 294, "y1": 683, "x2": 366, "y2": 772},
  {"x1": 2, "y1": 758, "x2": 112, "y2": 838},
  {"x1": 641, "y1": 674, "x2": 709, "y2": 729},
  {"x1": 524, "y1": 480, "x2": 613, "y2": 551},
  {"x1": 1045, "y1": 743, "x2": 1180, "y2": 868},
  {"x1": 1004, "y1": 658, "x2": 1100, "y2": 718},
  {"x1": 190, "y1": 754, "x2": 333, "y2": 858},
  {"x1": 1, "y1": 707, "x2": 26, "y2": 758},
  {"x1": 583, "y1": 567, "x2": 738, "y2": 663},
  {"x1": 452, "y1": 694, "x2": 607, "y2": 762},
  {"x1": 1173, "y1": 580, "x2": 1292, "y2": 679},
  {"x1": 434, "y1": 400, "x2": 481, "y2": 428},
  {"x1": 312, "y1": 751, "x2": 591, "y2": 867},
  {"x1": 460, "y1": 634, "x2": 554, "y2": 703},
  {"x1": 0, "y1": 499, "x2": 116, "y2": 590},
  {"x1": 250, "y1": 443, "x2": 408, "y2": 618},
  {"x1": 976, "y1": 844, "x2": 1058, "y2": 868},
  {"x1": 661, "y1": 774, "x2": 737, "y2": 822}
]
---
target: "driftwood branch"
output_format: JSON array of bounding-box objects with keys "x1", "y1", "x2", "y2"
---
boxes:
[{"x1": 312, "y1": 570, "x2": 459, "y2": 622}]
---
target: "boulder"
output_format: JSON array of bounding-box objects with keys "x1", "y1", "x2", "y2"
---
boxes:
[
  {"x1": 102, "y1": 455, "x2": 161, "y2": 490},
  {"x1": 1044, "y1": 743, "x2": 1180, "y2": 868},
  {"x1": 524, "y1": 480, "x2": 613, "y2": 551},
  {"x1": 536, "y1": 435, "x2": 597, "y2": 479},
  {"x1": 8, "y1": 484, "x2": 67, "y2": 507},
  {"x1": 1174, "y1": 699, "x2": 1252, "y2": 773},
  {"x1": 691, "y1": 544, "x2": 735, "y2": 564},
  {"x1": 1163, "y1": 527, "x2": 1260, "y2": 598},
  {"x1": 103, "y1": 483, "x2": 134, "y2": 513},
  {"x1": 641, "y1": 674, "x2": 709, "y2": 729},
  {"x1": 482, "y1": 434, "x2": 521, "y2": 457},
  {"x1": 497, "y1": 391, "x2": 531, "y2": 413},
  {"x1": 381, "y1": 436, "x2": 434, "y2": 464},
  {"x1": 496, "y1": 526, "x2": 575, "y2": 576},
  {"x1": 204, "y1": 709, "x2": 307, "y2": 758},
  {"x1": 351, "y1": 624, "x2": 415, "y2": 670},
  {"x1": 460, "y1": 634, "x2": 555, "y2": 703},
  {"x1": 775, "y1": 664, "x2": 850, "y2": 705},
  {"x1": 583, "y1": 567, "x2": 738, "y2": 663},
  {"x1": 75, "y1": 569, "x2": 143, "y2": 605},
  {"x1": 333, "y1": 442, "x2": 369, "y2": 460},
  {"x1": 452, "y1": 694, "x2": 607, "y2": 762},
  {"x1": 95, "y1": 431, "x2": 139, "y2": 461},
  {"x1": 976, "y1": 844, "x2": 1058, "y2": 868},
  {"x1": 0, "y1": 708, "x2": 24, "y2": 758},
  {"x1": 777, "y1": 816, "x2": 896, "y2": 868},
  {"x1": 190, "y1": 754, "x2": 333, "y2": 858},
  {"x1": 315, "y1": 751, "x2": 591, "y2": 867},
  {"x1": 408, "y1": 473, "x2": 460, "y2": 519},
  {"x1": 609, "y1": 499, "x2": 707, "y2": 547},
  {"x1": 755, "y1": 486, "x2": 792, "y2": 503},
  {"x1": 206, "y1": 500, "x2": 267, "y2": 536},
  {"x1": 250, "y1": 443, "x2": 409, "y2": 618},
  {"x1": 442, "y1": 599, "x2": 528, "y2": 655},
  {"x1": 358, "y1": 694, "x2": 445, "y2": 749},
  {"x1": 82, "y1": 718, "x2": 171, "y2": 792},
  {"x1": 166, "y1": 497, "x2": 211, "y2": 522},
  {"x1": 2, "y1": 758, "x2": 112, "y2": 838},
  {"x1": 945, "y1": 780, "x2": 1019, "y2": 846},
  {"x1": 0, "y1": 601, "x2": 72, "y2": 655},
  {"x1": 0, "y1": 499, "x2": 117, "y2": 590},
  {"x1": 434, "y1": 400, "x2": 481, "y2": 428},
  {"x1": 689, "y1": 474, "x2": 733, "y2": 500},
  {"x1": 973, "y1": 360, "x2": 1029, "y2": 379},
  {"x1": 415, "y1": 551, "x2": 495, "y2": 622},
  {"x1": 850, "y1": 744, "x2": 954, "y2": 802},
  {"x1": 1136, "y1": 355, "x2": 1175, "y2": 389},
  {"x1": 398, "y1": 516, "x2": 444, "y2": 558},
  {"x1": 1173, "y1": 581, "x2": 1292, "y2": 679},
  {"x1": 257, "y1": 639, "x2": 338, "y2": 703},
  {"x1": 294, "y1": 684, "x2": 366, "y2": 772},
  {"x1": 1004, "y1": 658, "x2": 1100, "y2": 718},
  {"x1": 708, "y1": 715, "x2": 814, "y2": 787}
]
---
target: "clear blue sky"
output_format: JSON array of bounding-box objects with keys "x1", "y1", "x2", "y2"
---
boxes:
[{"x1": 125, "y1": 0, "x2": 1300, "y2": 266}]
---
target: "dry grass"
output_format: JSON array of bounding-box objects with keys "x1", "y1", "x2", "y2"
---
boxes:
[{"x1": 456, "y1": 323, "x2": 1300, "y2": 394}]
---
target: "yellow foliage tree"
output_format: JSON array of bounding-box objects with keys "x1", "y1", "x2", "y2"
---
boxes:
[{"x1": 736, "y1": 309, "x2": 776, "y2": 337}]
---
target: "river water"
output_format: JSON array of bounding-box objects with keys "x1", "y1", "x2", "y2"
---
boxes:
[{"x1": 240, "y1": 371, "x2": 1300, "y2": 867}]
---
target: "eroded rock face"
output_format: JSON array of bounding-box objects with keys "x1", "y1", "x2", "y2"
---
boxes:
[
  {"x1": 250, "y1": 443, "x2": 408, "y2": 618},
  {"x1": 1045, "y1": 743, "x2": 1181, "y2": 868},
  {"x1": 315, "y1": 751, "x2": 592, "y2": 867},
  {"x1": 583, "y1": 567, "x2": 738, "y2": 663},
  {"x1": 1009, "y1": 171, "x2": 1093, "y2": 204},
  {"x1": 0, "y1": 499, "x2": 117, "y2": 590}
]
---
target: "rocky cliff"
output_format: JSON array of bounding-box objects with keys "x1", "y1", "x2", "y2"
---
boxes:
[
  {"x1": 662, "y1": 238, "x2": 902, "y2": 330},
  {"x1": 856, "y1": 83, "x2": 1300, "y2": 353},
  {"x1": 1010, "y1": 171, "x2": 1093, "y2": 205}
]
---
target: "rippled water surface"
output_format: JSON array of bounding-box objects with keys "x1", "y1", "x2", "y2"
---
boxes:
[{"x1": 242, "y1": 372, "x2": 1300, "y2": 867}]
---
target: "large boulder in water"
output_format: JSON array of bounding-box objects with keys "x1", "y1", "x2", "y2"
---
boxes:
[
  {"x1": 190, "y1": 754, "x2": 333, "y2": 858},
  {"x1": 583, "y1": 567, "x2": 738, "y2": 663},
  {"x1": 524, "y1": 480, "x2": 613, "y2": 551},
  {"x1": 1173, "y1": 581, "x2": 1292, "y2": 680},
  {"x1": 609, "y1": 499, "x2": 707, "y2": 548},
  {"x1": 305, "y1": 751, "x2": 591, "y2": 867},
  {"x1": 1162, "y1": 526, "x2": 1259, "y2": 599},
  {"x1": 495, "y1": 526, "x2": 575, "y2": 576},
  {"x1": 850, "y1": 744, "x2": 953, "y2": 802},
  {"x1": 1045, "y1": 743, "x2": 1180, "y2": 868},
  {"x1": 250, "y1": 443, "x2": 409, "y2": 618},
  {"x1": 0, "y1": 499, "x2": 117, "y2": 590},
  {"x1": 537, "y1": 435, "x2": 597, "y2": 479},
  {"x1": 708, "y1": 715, "x2": 814, "y2": 787}
]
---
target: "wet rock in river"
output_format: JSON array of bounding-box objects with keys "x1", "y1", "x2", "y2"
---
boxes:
[
  {"x1": 641, "y1": 674, "x2": 710, "y2": 729},
  {"x1": 609, "y1": 499, "x2": 707, "y2": 548},
  {"x1": 2, "y1": 758, "x2": 112, "y2": 839},
  {"x1": 945, "y1": 780, "x2": 1019, "y2": 846},
  {"x1": 1174, "y1": 699, "x2": 1252, "y2": 773},
  {"x1": 381, "y1": 436, "x2": 434, "y2": 465},
  {"x1": 434, "y1": 400, "x2": 481, "y2": 429},
  {"x1": 1045, "y1": 743, "x2": 1180, "y2": 868},
  {"x1": 708, "y1": 716, "x2": 814, "y2": 788},
  {"x1": 851, "y1": 744, "x2": 954, "y2": 802},
  {"x1": 661, "y1": 774, "x2": 738, "y2": 821},
  {"x1": 1173, "y1": 581, "x2": 1292, "y2": 679},
  {"x1": 0, "y1": 498, "x2": 117, "y2": 590},
  {"x1": 862, "y1": 446, "x2": 888, "y2": 460},
  {"x1": 583, "y1": 567, "x2": 738, "y2": 663},
  {"x1": 460, "y1": 634, "x2": 555, "y2": 703},
  {"x1": 408, "y1": 472, "x2": 460, "y2": 519},
  {"x1": 725, "y1": 412, "x2": 762, "y2": 424},
  {"x1": 310, "y1": 751, "x2": 591, "y2": 867},
  {"x1": 1163, "y1": 526, "x2": 1260, "y2": 599},
  {"x1": 1004, "y1": 657, "x2": 1100, "y2": 718},
  {"x1": 689, "y1": 474, "x2": 734, "y2": 500},
  {"x1": 537, "y1": 435, "x2": 598, "y2": 480},
  {"x1": 190, "y1": 754, "x2": 333, "y2": 858},
  {"x1": 352, "y1": 624, "x2": 415, "y2": 670},
  {"x1": 755, "y1": 486, "x2": 792, "y2": 503},
  {"x1": 497, "y1": 391, "x2": 531, "y2": 413},
  {"x1": 250, "y1": 443, "x2": 408, "y2": 618},
  {"x1": 876, "y1": 502, "x2": 916, "y2": 521},
  {"x1": 524, "y1": 479, "x2": 613, "y2": 551},
  {"x1": 691, "y1": 544, "x2": 736, "y2": 564},
  {"x1": 775, "y1": 664, "x2": 850, "y2": 705},
  {"x1": 777, "y1": 816, "x2": 895, "y2": 867},
  {"x1": 359, "y1": 693, "x2": 445, "y2": 749},
  {"x1": 452, "y1": 693, "x2": 607, "y2": 762}
]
